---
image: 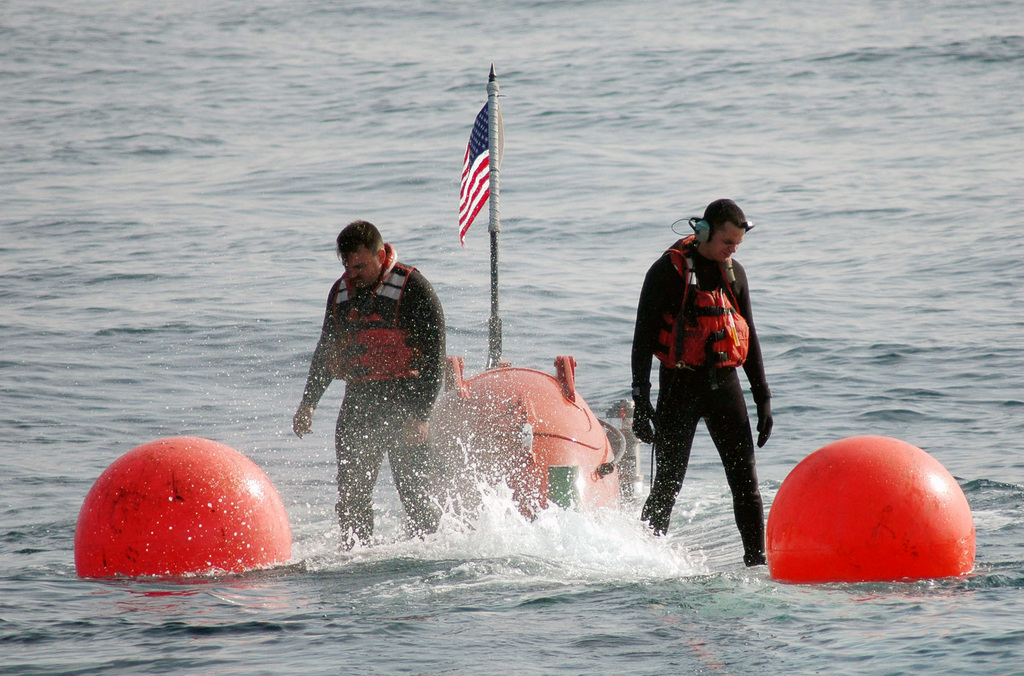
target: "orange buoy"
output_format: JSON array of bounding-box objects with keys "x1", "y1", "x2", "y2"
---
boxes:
[
  {"x1": 74, "y1": 437, "x2": 292, "y2": 578},
  {"x1": 766, "y1": 436, "x2": 974, "y2": 583}
]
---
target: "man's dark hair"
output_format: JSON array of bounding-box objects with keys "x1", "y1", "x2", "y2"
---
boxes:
[
  {"x1": 703, "y1": 199, "x2": 750, "y2": 234},
  {"x1": 336, "y1": 220, "x2": 384, "y2": 258}
]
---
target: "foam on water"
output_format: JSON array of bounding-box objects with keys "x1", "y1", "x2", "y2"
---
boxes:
[{"x1": 296, "y1": 479, "x2": 707, "y2": 584}]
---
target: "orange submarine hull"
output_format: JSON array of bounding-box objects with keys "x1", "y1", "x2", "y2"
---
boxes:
[{"x1": 429, "y1": 356, "x2": 622, "y2": 517}]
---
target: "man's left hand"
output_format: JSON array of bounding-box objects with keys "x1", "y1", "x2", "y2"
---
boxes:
[
  {"x1": 402, "y1": 418, "x2": 430, "y2": 445},
  {"x1": 756, "y1": 398, "x2": 773, "y2": 448},
  {"x1": 293, "y1": 404, "x2": 314, "y2": 438}
]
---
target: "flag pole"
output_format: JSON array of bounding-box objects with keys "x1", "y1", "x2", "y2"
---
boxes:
[{"x1": 486, "y1": 64, "x2": 502, "y2": 369}]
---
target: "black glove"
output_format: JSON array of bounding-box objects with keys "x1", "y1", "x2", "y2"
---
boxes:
[
  {"x1": 632, "y1": 389, "x2": 657, "y2": 445},
  {"x1": 756, "y1": 398, "x2": 773, "y2": 448}
]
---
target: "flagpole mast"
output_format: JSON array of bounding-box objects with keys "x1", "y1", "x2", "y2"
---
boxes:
[{"x1": 486, "y1": 64, "x2": 502, "y2": 369}]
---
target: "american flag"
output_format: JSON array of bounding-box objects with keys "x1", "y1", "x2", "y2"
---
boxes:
[{"x1": 458, "y1": 104, "x2": 490, "y2": 246}]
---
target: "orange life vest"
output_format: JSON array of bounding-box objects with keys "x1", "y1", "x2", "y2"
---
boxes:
[
  {"x1": 326, "y1": 257, "x2": 420, "y2": 383},
  {"x1": 654, "y1": 237, "x2": 750, "y2": 369}
]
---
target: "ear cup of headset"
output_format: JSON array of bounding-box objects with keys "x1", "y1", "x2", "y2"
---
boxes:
[{"x1": 691, "y1": 218, "x2": 710, "y2": 243}]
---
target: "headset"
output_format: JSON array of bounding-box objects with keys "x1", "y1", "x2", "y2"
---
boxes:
[
  {"x1": 672, "y1": 207, "x2": 755, "y2": 242},
  {"x1": 677, "y1": 216, "x2": 754, "y2": 242}
]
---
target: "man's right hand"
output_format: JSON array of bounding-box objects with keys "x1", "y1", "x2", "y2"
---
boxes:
[
  {"x1": 293, "y1": 404, "x2": 314, "y2": 438},
  {"x1": 632, "y1": 392, "x2": 657, "y2": 445}
]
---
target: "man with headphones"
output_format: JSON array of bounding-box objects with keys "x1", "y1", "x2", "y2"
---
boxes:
[{"x1": 630, "y1": 198, "x2": 773, "y2": 566}]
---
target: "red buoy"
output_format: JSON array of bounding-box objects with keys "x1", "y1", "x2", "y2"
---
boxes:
[
  {"x1": 766, "y1": 436, "x2": 974, "y2": 583},
  {"x1": 75, "y1": 437, "x2": 292, "y2": 578}
]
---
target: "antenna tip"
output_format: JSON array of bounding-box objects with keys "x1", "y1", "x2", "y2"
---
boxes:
[{"x1": 489, "y1": 64, "x2": 496, "y2": 80}]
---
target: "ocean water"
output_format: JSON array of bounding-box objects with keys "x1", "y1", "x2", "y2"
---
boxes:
[{"x1": 3, "y1": 0, "x2": 1024, "y2": 673}]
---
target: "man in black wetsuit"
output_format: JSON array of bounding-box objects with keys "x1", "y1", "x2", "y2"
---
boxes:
[
  {"x1": 630, "y1": 199, "x2": 773, "y2": 566},
  {"x1": 293, "y1": 220, "x2": 446, "y2": 549}
]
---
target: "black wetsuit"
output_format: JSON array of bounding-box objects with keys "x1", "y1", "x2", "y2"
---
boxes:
[
  {"x1": 631, "y1": 244, "x2": 771, "y2": 565},
  {"x1": 300, "y1": 265, "x2": 445, "y2": 547}
]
